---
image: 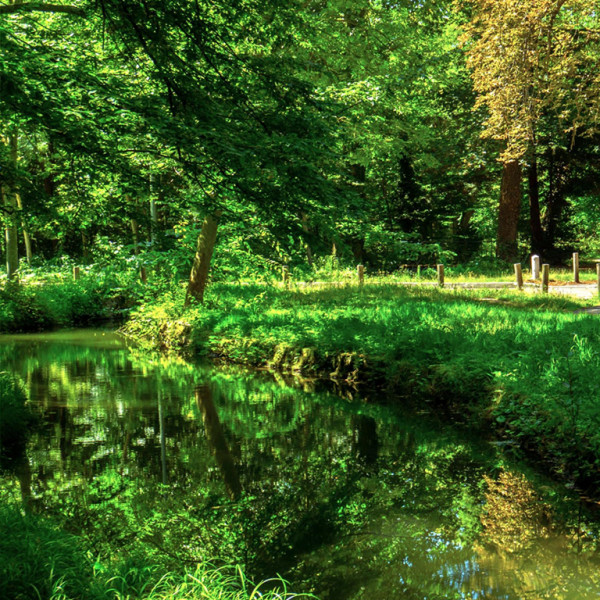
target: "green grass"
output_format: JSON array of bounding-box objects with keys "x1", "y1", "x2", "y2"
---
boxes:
[
  {"x1": 0, "y1": 505, "x2": 314, "y2": 600},
  {"x1": 124, "y1": 283, "x2": 600, "y2": 490},
  {"x1": 0, "y1": 268, "x2": 144, "y2": 332}
]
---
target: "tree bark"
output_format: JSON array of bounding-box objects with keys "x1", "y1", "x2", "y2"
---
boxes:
[
  {"x1": 130, "y1": 218, "x2": 147, "y2": 283},
  {"x1": 3, "y1": 134, "x2": 19, "y2": 280},
  {"x1": 149, "y1": 173, "x2": 158, "y2": 245},
  {"x1": 543, "y1": 150, "x2": 568, "y2": 256},
  {"x1": 496, "y1": 160, "x2": 522, "y2": 262},
  {"x1": 16, "y1": 194, "x2": 32, "y2": 264},
  {"x1": 185, "y1": 210, "x2": 222, "y2": 306},
  {"x1": 527, "y1": 156, "x2": 544, "y2": 255},
  {"x1": 301, "y1": 213, "x2": 313, "y2": 267}
]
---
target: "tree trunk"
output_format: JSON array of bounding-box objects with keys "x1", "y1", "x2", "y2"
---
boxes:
[
  {"x1": 496, "y1": 160, "x2": 522, "y2": 262},
  {"x1": 4, "y1": 134, "x2": 19, "y2": 279},
  {"x1": 16, "y1": 194, "x2": 32, "y2": 264},
  {"x1": 543, "y1": 150, "x2": 568, "y2": 256},
  {"x1": 130, "y1": 217, "x2": 147, "y2": 283},
  {"x1": 185, "y1": 210, "x2": 221, "y2": 306},
  {"x1": 527, "y1": 156, "x2": 543, "y2": 254},
  {"x1": 149, "y1": 173, "x2": 158, "y2": 245},
  {"x1": 195, "y1": 385, "x2": 241, "y2": 500},
  {"x1": 301, "y1": 213, "x2": 313, "y2": 267}
]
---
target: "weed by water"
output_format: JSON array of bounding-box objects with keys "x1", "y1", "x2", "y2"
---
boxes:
[{"x1": 0, "y1": 505, "x2": 314, "y2": 600}]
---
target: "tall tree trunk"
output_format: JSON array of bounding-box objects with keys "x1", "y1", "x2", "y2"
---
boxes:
[
  {"x1": 195, "y1": 385, "x2": 241, "y2": 500},
  {"x1": 16, "y1": 194, "x2": 32, "y2": 264},
  {"x1": 301, "y1": 213, "x2": 313, "y2": 267},
  {"x1": 130, "y1": 218, "x2": 147, "y2": 283},
  {"x1": 496, "y1": 160, "x2": 522, "y2": 262},
  {"x1": 527, "y1": 156, "x2": 543, "y2": 255},
  {"x1": 185, "y1": 210, "x2": 221, "y2": 306},
  {"x1": 149, "y1": 173, "x2": 158, "y2": 245},
  {"x1": 543, "y1": 150, "x2": 568, "y2": 256},
  {"x1": 4, "y1": 134, "x2": 19, "y2": 279}
]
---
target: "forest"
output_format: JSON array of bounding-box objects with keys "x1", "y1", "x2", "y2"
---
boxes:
[{"x1": 3, "y1": 1, "x2": 600, "y2": 600}]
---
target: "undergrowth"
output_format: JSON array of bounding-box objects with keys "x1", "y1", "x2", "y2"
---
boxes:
[
  {"x1": 0, "y1": 505, "x2": 313, "y2": 600},
  {"x1": 0, "y1": 269, "x2": 144, "y2": 332}
]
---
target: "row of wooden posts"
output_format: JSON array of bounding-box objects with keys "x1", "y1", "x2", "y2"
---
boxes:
[{"x1": 281, "y1": 252, "x2": 600, "y2": 294}]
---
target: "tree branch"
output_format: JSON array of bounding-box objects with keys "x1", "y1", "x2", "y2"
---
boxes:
[{"x1": 0, "y1": 2, "x2": 84, "y2": 16}]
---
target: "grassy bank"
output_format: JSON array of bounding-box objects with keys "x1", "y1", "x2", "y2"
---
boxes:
[
  {"x1": 0, "y1": 506, "x2": 308, "y2": 600},
  {"x1": 0, "y1": 268, "x2": 143, "y2": 332},
  {"x1": 122, "y1": 283, "x2": 600, "y2": 491}
]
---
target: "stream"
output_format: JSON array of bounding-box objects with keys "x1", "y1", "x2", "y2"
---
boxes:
[{"x1": 1, "y1": 329, "x2": 600, "y2": 599}]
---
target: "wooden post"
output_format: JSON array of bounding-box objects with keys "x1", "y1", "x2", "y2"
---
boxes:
[
  {"x1": 531, "y1": 255, "x2": 540, "y2": 280},
  {"x1": 73, "y1": 266, "x2": 80, "y2": 280},
  {"x1": 282, "y1": 265, "x2": 289, "y2": 287},
  {"x1": 573, "y1": 252, "x2": 580, "y2": 283},
  {"x1": 514, "y1": 263, "x2": 523, "y2": 290},
  {"x1": 542, "y1": 263, "x2": 549, "y2": 293},
  {"x1": 596, "y1": 263, "x2": 600, "y2": 297},
  {"x1": 437, "y1": 264, "x2": 444, "y2": 288},
  {"x1": 357, "y1": 264, "x2": 364, "y2": 286},
  {"x1": 417, "y1": 264, "x2": 421, "y2": 278}
]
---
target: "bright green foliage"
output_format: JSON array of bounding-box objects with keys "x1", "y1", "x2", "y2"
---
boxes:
[
  {"x1": 0, "y1": 506, "x2": 312, "y2": 600},
  {"x1": 124, "y1": 283, "x2": 600, "y2": 488}
]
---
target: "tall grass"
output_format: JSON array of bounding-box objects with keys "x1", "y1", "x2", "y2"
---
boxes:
[{"x1": 0, "y1": 505, "x2": 314, "y2": 600}]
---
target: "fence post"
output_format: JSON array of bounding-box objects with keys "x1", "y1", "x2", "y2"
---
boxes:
[
  {"x1": 357, "y1": 264, "x2": 364, "y2": 286},
  {"x1": 282, "y1": 265, "x2": 289, "y2": 287},
  {"x1": 514, "y1": 263, "x2": 523, "y2": 290},
  {"x1": 73, "y1": 266, "x2": 80, "y2": 281},
  {"x1": 437, "y1": 264, "x2": 445, "y2": 288},
  {"x1": 573, "y1": 252, "x2": 580, "y2": 283},
  {"x1": 542, "y1": 264, "x2": 549, "y2": 293},
  {"x1": 531, "y1": 255, "x2": 540, "y2": 280}
]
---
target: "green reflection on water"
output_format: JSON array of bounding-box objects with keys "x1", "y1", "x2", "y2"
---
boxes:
[{"x1": 1, "y1": 331, "x2": 600, "y2": 600}]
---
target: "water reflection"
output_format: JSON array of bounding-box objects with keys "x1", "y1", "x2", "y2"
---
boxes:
[{"x1": 1, "y1": 330, "x2": 600, "y2": 599}]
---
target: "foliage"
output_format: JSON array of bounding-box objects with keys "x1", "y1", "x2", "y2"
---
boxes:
[
  {"x1": 0, "y1": 266, "x2": 145, "y2": 332},
  {"x1": 124, "y1": 282, "x2": 600, "y2": 491},
  {"x1": 0, "y1": 505, "x2": 312, "y2": 600}
]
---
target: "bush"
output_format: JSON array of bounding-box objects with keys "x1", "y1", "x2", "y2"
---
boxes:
[{"x1": 0, "y1": 506, "x2": 91, "y2": 600}]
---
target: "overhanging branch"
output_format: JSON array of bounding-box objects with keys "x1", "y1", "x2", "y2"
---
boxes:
[{"x1": 0, "y1": 2, "x2": 84, "y2": 15}]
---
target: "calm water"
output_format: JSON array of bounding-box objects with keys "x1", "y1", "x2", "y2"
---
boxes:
[{"x1": 1, "y1": 330, "x2": 600, "y2": 600}]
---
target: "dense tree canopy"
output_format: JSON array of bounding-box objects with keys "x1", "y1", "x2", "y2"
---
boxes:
[{"x1": 1, "y1": 0, "x2": 600, "y2": 286}]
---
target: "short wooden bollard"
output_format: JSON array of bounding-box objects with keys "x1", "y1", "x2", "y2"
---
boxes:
[
  {"x1": 573, "y1": 252, "x2": 580, "y2": 283},
  {"x1": 357, "y1": 264, "x2": 364, "y2": 286},
  {"x1": 596, "y1": 263, "x2": 600, "y2": 297},
  {"x1": 542, "y1": 264, "x2": 549, "y2": 293},
  {"x1": 514, "y1": 263, "x2": 523, "y2": 290},
  {"x1": 282, "y1": 266, "x2": 290, "y2": 286},
  {"x1": 531, "y1": 255, "x2": 540, "y2": 280},
  {"x1": 437, "y1": 264, "x2": 444, "y2": 288},
  {"x1": 73, "y1": 266, "x2": 80, "y2": 280}
]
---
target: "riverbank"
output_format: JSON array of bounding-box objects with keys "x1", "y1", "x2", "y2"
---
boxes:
[{"x1": 121, "y1": 283, "x2": 600, "y2": 492}]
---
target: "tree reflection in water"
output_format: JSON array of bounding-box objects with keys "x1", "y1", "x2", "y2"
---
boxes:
[{"x1": 1, "y1": 330, "x2": 600, "y2": 599}]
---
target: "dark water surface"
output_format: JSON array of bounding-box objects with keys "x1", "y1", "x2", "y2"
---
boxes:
[{"x1": 2, "y1": 330, "x2": 600, "y2": 600}]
